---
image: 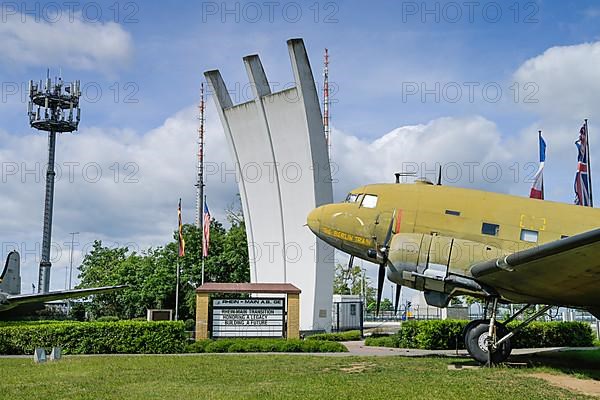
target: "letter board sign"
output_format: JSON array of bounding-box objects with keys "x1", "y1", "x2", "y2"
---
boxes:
[{"x1": 211, "y1": 298, "x2": 285, "y2": 338}]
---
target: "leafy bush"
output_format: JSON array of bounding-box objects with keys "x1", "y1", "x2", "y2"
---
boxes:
[
  {"x1": 0, "y1": 321, "x2": 187, "y2": 355},
  {"x1": 186, "y1": 338, "x2": 347, "y2": 353},
  {"x1": 594, "y1": 339, "x2": 600, "y2": 347},
  {"x1": 184, "y1": 319, "x2": 196, "y2": 331},
  {"x1": 364, "y1": 320, "x2": 594, "y2": 350},
  {"x1": 96, "y1": 316, "x2": 120, "y2": 322},
  {"x1": 305, "y1": 330, "x2": 362, "y2": 342},
  {"x1": 508, "y1": 321, "x2": 594, "y2": 348},
  {"x1": 364, "y1": 336, "x2": 397, "y2": 347}
]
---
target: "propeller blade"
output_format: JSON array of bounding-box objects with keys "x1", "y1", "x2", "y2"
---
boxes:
[
  {"x1": 383, "y1": 209, "x2": 396, "y2": 248},
  {"x1": 376, "y1": 263, "x2": 385, "y2": 315},
  {"x1": 394, "y1": 284, "x2": 402, "y2": 315},
  {"x1": 437, "y1": 164, "x2": 442, "y2": 185}
]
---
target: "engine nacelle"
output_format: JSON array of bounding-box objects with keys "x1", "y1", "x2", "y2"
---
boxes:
[{"x1": 386, "y1": 233, "x2": 503, "y2": 295}]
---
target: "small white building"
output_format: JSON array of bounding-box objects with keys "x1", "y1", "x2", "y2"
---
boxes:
[{"x1": 332, "y1": 294, "x2": 363, "y2": 331}]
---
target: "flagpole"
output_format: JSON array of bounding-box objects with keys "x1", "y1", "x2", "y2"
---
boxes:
[
  {"x1": 175, "y1": 259, "x2": 180, "y2": 321},
  {"x1": 201, "y1": 193, "x2": 205, "y2": 286},
  {"x1": 586, "y1": 119, "x2": 593, "y2": 207},
  {"x1": 540, "y1": 130, "x2": 544, "y2": 200}
]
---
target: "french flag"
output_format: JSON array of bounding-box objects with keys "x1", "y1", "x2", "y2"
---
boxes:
[{"x1": 530, "y1": 131, "x2": 546, "y2": 200}]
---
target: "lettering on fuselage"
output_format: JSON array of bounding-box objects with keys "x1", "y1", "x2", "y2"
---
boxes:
[{"x1": 321, "y1": 226, "x2": 371, "y2": 246}]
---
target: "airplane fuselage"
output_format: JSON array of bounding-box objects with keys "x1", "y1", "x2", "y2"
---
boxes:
[{"x1": 307, "y1": 180, "x2": 600, "y2": 306}]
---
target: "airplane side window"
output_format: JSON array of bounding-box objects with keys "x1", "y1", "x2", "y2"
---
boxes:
[
  {"x1": 520, "y1": 229, "x2": 538, "y2": 243},
  {"x1": 481, "y1": 222, "x2": 499, "y2": 236},
  {"x1": 361, "y1": 194, "x2": 378, "y2": 208},
  {"x1": 445, "y1": 210, "x2": 460, "y2": 216}
]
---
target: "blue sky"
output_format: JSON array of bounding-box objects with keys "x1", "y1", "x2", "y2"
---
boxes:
[{"x1": 2, "y1": 0, "x2": 600, "y2": 294}]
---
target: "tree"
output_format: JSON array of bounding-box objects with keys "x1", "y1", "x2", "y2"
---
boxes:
[
  {"x1": 77, "y1": 217, "x2": 250, "y2": 320},
  {"x1": 333, "y1": 262, "x2": 376, "y2": 309}
]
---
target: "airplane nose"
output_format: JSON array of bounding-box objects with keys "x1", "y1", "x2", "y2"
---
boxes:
[{"x1": 307, "y1": 206, "x2": 322, "y2": 234}]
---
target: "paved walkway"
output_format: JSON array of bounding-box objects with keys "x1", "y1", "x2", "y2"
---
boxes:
[{"x1": 1, "y1": 342, "x2": 592, "y2": 359}]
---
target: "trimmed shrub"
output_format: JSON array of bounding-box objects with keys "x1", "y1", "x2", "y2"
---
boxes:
[
  {"x1": 305, "y1": 330, "x2": 362, "y2": 342},
  {"x1": 96, "y1": 316, "x2": 120, "y2": 322},
  {"x1": 0, "y1": 321, "x2": 187, "y2": 355},
  {"x1": 364, "y1": 320, "x2": 593, "y2": 350},
  {"x1": 186, "y1": 338, "x2": 347, "y2": 353},
  {"x1": 508, "y1": 321, "x2": 594, "y2": 348},
  {"x1": 364, "y1": 336, "x2": 397, "y2": 347}
]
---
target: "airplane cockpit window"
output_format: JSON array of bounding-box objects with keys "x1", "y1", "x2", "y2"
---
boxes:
[
  {"x1": 361, "y1": 194, "x2": 378, "y2": 208},
  {"x1": 345, "y1": 193, "x2": 359, "y2": 203}
]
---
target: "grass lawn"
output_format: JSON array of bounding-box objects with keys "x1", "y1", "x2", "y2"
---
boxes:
[{"x1": 1, "y1": 354, "x2": 598, "y2": 400}]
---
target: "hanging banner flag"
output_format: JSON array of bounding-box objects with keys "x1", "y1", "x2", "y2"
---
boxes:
[
  {"x1": 574, "y1": 123, "x2": 592, "y2": 206},
  {"x1": 203, "y1": 201, "x2": 211, "y2": 257},
  {"x1": 178, "y1": 199, "x2": 185, "y2": 257},
  {"x1": 530, "y1": 131, "x2": 546, "y2": 200}
]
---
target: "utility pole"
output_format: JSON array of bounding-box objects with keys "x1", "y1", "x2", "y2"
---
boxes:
[{"x1": 28, "y1": 72, "x2": 81, "y2": 293}]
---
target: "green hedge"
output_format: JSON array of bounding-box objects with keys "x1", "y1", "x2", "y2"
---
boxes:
[
  {"x1": 305, "y1": 330, "x2": 362, "y2": 342},
  {"x1": 186, "y1": 338, "x2": 348, "y2": 353},
  {"x1": 364, "y1": 320, "x2": 594, "y2": 350},
  {"x1": 0, "y1": 321, "x2": 187, "y2": 355}
]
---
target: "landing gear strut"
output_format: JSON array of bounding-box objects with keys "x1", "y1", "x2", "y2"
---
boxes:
[{"x1": 463, "y1": 300, "x2": 553, "y2": 366}]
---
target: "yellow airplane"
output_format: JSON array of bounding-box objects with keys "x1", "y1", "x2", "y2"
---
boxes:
[{"x1": 307, "y1": 178, "x2": 600, "y2": 364}]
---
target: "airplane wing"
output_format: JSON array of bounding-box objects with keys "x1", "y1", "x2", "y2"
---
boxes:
[
  {"x1": 1, "y1": 285, "x2": 127, "y2": 311},
  {"x1": 470, "y1": 228, "x2": 600, "y2": 310}
]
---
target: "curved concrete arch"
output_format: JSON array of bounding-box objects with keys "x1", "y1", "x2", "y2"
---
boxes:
[{"x1": 205, "y1": 39, "x2": 334, "y2": 331}]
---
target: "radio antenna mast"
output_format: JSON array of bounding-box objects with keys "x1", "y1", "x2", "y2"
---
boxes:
[{"x1": 323, "y1": 48, "x2": 331, "y2": 160}]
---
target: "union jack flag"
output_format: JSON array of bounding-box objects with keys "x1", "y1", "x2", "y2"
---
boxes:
[
  {"x1": 574, "y1": 124, "x2": 592, "y2": 206},
  {"x1": 202, "y1": 201, "x2": 211, "y2": 257}
]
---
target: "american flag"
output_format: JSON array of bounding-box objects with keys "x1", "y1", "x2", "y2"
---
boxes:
[
  {"x1": 574, "y1": 124, "x2": 592, "y2": 206},
  {"x1": 529, "y1": 131, "x2": 546, "y2": 200},
  {"x1": 202, "y1": 201, "x2": 210, "y2": 257},
  {"x1": 178, "y1": 199, "x2": 185, "y2": 257}
]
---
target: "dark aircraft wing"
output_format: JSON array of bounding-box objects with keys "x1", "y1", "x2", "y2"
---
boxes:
[
  {"x1": 1, "y1": 285, "x2": 127, "y2": 311},
  {"x1": 470, "y1": 228, "x2": 600, "y2": 310}
]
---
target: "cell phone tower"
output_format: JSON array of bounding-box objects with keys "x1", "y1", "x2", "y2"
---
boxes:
[{"x1": 27, "y1": 71, "x2": 81, "y2": 293}]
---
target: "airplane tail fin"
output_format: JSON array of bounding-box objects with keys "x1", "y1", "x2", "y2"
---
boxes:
[{"x1": 0, "y1": 251, "x2": 21, "y2": 295}]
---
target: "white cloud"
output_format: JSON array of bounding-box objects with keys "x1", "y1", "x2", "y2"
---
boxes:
[
  {"x1": 330, "y1": 115, "x2": 530, "y2": 200},
  {"x1": 0, "y1": 102, "x2": 237, "y2": 291},
  {"x1": 513, "y1": 41, "x2": 600, "y2": 119},
  {"x1": 0, "y1": 13, "x2": 132, "y2": 73}
]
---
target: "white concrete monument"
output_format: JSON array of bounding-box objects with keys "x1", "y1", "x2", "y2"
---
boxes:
[{"x1": 205, "y1": 38, "x2": 334, "y2": 332}]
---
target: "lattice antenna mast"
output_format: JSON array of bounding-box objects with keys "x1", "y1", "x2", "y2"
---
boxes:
[
  {"x1": 27, "y1": 71, "x2": 81, "y2": 293},
  {"x1": 323, "y1": 48, "x2": 331, "y2": 160},
  {"x1": 195, "y1": 83, "x2": 205, "y2": 229}
]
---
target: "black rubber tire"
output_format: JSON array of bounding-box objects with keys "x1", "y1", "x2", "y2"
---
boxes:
[{"x1": 464, "y1": 320, "x2": 512, "y2": 365}]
